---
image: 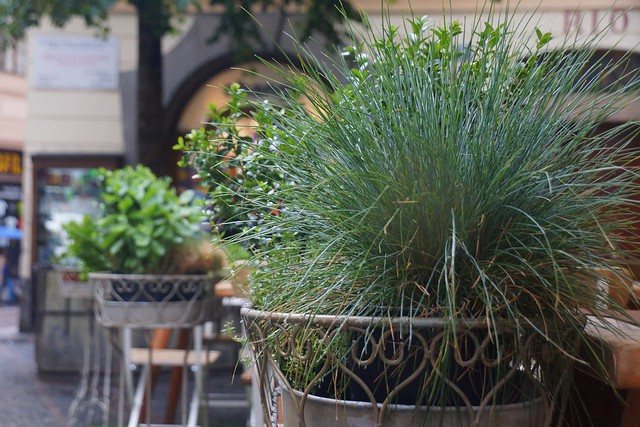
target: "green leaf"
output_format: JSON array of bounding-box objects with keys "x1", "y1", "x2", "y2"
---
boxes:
[
  {"x1": 117, "y1": 197, "x2": 134, "y2": 212},
  {"x1": 150, "y1": 240, "x2": 166, "y2": 257},
  {"x1": 179, "y1": 189, "x2": 195, "y2": 204},
  {"x1": 108, "y1": 238, "x2": 124, "y2": 255}
]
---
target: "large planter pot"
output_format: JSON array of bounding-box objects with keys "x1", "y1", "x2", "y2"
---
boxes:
[
  {"x1": 241, "y1": 308, "x2": 559, "y2": 427},
  {"x1": 281, "y1": 386, "x2": 544, "y2": 427},
  {"x1": 90, "y1": 273, "x2": 220, "y2": 328}
]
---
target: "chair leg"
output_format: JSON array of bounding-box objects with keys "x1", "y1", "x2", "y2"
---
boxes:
[
  {"x1": 140, "y1": 328, "x2": 173, "y2": 422},
  {"x1": 164, "y1": 329, "x2": 190, "y2": 424},
  {"x1": 128, "y1": 365, "x2": 150, "y2": 427}
]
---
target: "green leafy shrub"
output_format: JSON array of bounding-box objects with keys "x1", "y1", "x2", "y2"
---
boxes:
[
  {"x1": 64, "y1": 165, "x2": 208, "y2": 275},
  {"x1": 175, "y1": 84, "x2": 286, "y2": 249}
]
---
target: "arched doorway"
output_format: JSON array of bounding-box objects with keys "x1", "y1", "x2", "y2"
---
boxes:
[{"x1": 165, "y1": 51, "x2": 302, "y2": 187}]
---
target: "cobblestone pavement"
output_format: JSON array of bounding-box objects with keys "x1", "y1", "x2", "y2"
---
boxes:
[
  {"x1": 0, "y1": 305, "x2": 73, "y2": 427},
  {"x1": 0, "y1": 304, "x2": 249, "y2": 427}
]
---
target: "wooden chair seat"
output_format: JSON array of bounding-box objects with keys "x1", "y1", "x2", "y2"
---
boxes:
[
  {"x1": 585, "y1": 315, "x2": 640, "y2": 389},
  {"x1": 130, "y1": 347, "x2": 220, "y2": 367}
]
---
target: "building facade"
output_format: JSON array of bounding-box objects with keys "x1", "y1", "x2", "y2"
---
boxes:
[{"x1": 0, "y1": 41, "x2": 26, "y2": 301}]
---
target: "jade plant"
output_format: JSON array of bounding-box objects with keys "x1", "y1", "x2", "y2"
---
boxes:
[
  {"x1": 181, "y1": 9, "x2": 640, "y2": 420},
  {"x1": 64, "y1": 165, "x2": 211, "y2": 275}
]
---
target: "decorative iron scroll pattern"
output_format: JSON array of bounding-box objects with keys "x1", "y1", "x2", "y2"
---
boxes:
[
  {"x1": 242, "y1": 308, "x2": 571, "y2": 427},
  {"x1": 91, "y1": 273, "x2": 219, "y2": 328}
]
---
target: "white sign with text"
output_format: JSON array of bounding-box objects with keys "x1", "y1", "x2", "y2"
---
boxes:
[{"x1": 32, "y1": 35, "x2": 118, "y2": 90}]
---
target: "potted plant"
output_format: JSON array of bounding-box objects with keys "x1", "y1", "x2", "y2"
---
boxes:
[
  {"x1": 180, "y1": 9, "x2": 640, "y2": 427},
  {"x1": 63, "y1": 165, "x2": 226, "y2": 326}
]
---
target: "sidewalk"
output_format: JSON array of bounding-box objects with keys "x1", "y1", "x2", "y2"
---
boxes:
[
  {"x1": 0, "y1": 304, "x2": 75, "y2": 427},
  {"x1": 0, "y1": 303, "x2": 19, "y2": 337},
  {"x1": 0, "y1": 304, "x2": 249, "y2": 427}
]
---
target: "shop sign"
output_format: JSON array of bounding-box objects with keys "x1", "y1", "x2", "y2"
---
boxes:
[
  {"x1": 563, "y1": 9, "x2": 631, "y2": 36},
  {"x1": 0, "y1": 150, "x2": 22, "y2": 177},
  {"x1": 32, "y1": 35, "x2": 118, "y2": 90}
]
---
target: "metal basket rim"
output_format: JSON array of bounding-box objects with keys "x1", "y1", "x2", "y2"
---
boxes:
[
  {"x1": 241, "y1": 307, "x2": 550, "y2": 330},
  {"x1": 88, "y1": 272, "x2": 220, "y2": 281}
]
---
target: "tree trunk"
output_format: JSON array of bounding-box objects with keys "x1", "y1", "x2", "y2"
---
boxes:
[{"x1": 136, "y1": 1, "x2": 167, "y2": 177}]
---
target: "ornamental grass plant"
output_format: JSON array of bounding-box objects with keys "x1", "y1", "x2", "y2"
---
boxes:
[{"x1": 181, "y1": 6, "x2": 640, "y2": 419}]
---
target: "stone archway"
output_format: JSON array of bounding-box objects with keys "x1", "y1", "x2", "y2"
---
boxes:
[
  {"x1": 120, "y1": 12, "x2": 310, "y2": 172},
  {"x1": 165, "y1": 50, "x2": 302, "y2": 138}
]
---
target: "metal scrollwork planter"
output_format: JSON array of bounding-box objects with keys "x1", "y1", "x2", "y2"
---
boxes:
[
  {"x1": 242, "y1": 308, "x2": 565, "y2": 427},
  {"x1": 90, "y1": 273, "x2": 219, "y2": 328}
]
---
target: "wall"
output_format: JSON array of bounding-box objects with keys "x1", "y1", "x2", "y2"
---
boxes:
[
  {"x1": 356, "y1": 0, "x2": 638, "y2": 13},
  {"x1": 20, "y1": 13, "x2": 131, "y2": 276},
  {"x1": 0, "y1": 72, "x2": 26, "y2": 151}
]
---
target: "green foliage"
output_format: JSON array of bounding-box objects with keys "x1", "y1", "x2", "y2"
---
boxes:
[
  {"x1": 175, "y1": 83, "x2": 287, "y2": 249},
  {"x1": 239, "y1": 15, "x2": 640, "y2": 320},
  {"x1": 186, "y1": 9, "x2": 640, "y2": 406},
  {"x1": 63, "y1": 215, "x2": 112, "y2": 274},
  {"x1": 208, "y1": 0, "x2": 360, "y2": 57},
  {"x1": 0, "y1": 0, "x2": 357, "y2": 50},
  {"x1": 63, "y1": 165, "x2": 205, "y2": 274},
  {"x1": 0, "y1": 0, "x2": 116, "y2": 47}
]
